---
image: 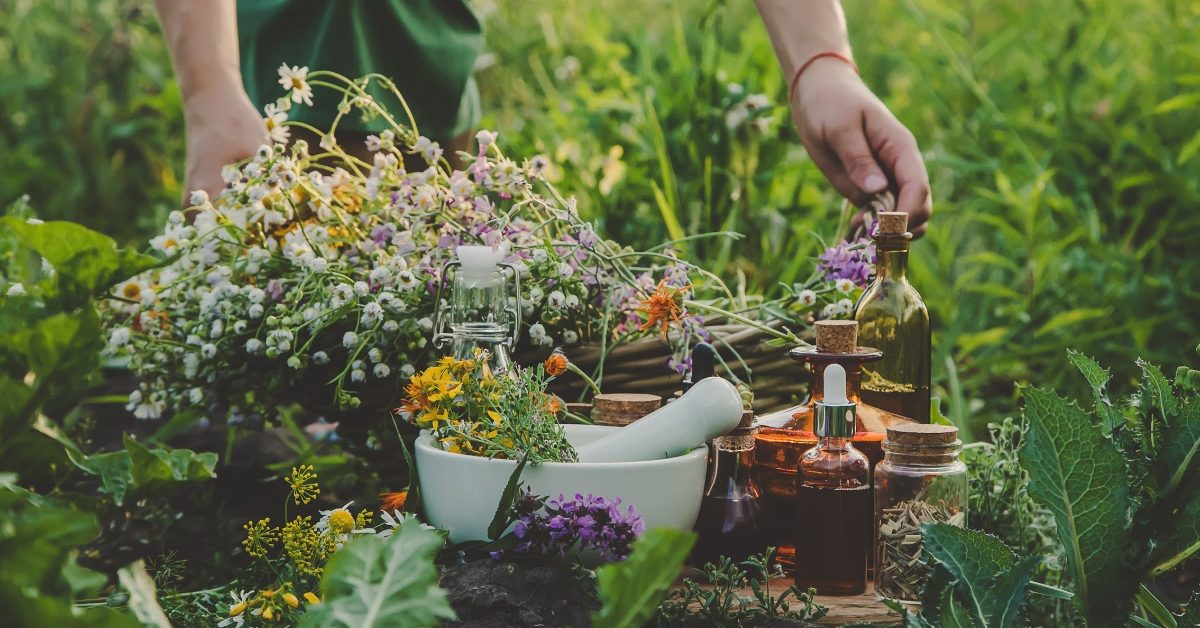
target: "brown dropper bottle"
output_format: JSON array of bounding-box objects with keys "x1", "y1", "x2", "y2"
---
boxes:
[
  {"x1": 793, "y1": 363, "x2": 871, "y2": 596},
  {"x1": 753, "y1": 320, "x2": 916, "y2": 573}
]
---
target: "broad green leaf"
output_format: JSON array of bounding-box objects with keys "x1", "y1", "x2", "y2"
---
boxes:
[
  {"x1": 1020, "y1": 387, "x2": 1136, "y2": 624},
  {"x1": 0, "y1": 486, "x2": 134, "y2": 626},
  {"x1": 592, "y1": 527, "x2": 696, "y2": 628},
  {"x1": 920, "y1": 523, "x2": 1025, "y2": 627},
  {"x1": 988, "y1": 555, "x2": 1043, "y2": 626},
  {"x1": 68, "y1": 437, "x2": 217, "y2": 506},
  {"x1": 1068, "y1": 350, "x2": 1124, "y2": 435},
  {"x1": 1, "y1": 217, "x2": 160, "y2": 308},
  {"x1": 300, "y1": 517, "x2": 454, "y2": 628},
  {"x1": 937, "y1": 588, "x2": 975, "y2": 628}
]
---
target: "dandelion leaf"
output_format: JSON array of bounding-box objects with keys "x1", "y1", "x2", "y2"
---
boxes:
[
  {"x1": 1020, "y1": 386, "x2": 1136, "y2": 623},
  {"x1": 592, "y1": 527, "x2": 695, "y2": 628}
]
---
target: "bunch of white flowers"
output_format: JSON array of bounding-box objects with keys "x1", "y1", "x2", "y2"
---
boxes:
[{"x1": 102, "y1": 69, "x2": 718, "y2": 421}]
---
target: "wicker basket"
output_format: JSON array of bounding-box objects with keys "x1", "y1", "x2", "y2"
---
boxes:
[{"x1": 516, "y1": 322, "x2": 808, "y2": 412}]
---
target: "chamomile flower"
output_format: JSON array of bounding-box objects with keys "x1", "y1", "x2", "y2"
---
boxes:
[
  {"x1": 835, "y1": 278, "x2": 855, "y2": 295},
  {"x1": 277, "y1": 63, "x2": 313, "y2": 106},
  {"x1": 797, "y1": 289, "x2": 818, "y2": 307},
  {"x1": 264, "y1": 102, "x2": 290, "y2": 144}
]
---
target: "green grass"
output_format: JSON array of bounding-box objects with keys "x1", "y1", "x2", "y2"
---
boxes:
[{"x1": 2, "y1": 0, "x2": 1198, "y2": 434}]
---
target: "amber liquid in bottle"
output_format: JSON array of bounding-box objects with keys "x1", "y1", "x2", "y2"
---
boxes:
[
  {"x1": 794, "y1": 437, "x2": 871, "y2": 596},
  {"x1": 753, "y1": 357, "x2": 914, "y2": 571},
  {"x1": 692, "y1": 433, "x2": 765, "y2": 565},
  {"x1": 855, "y1": 227, "x2": 931, "y2": 422}
]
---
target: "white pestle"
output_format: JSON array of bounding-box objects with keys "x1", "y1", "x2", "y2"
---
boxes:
[{"x1": 574, "y1": 377, "x2": 744, "y2": 463}]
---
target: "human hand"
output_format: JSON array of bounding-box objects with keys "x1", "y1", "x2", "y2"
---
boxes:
[
  {"x1": 791, "y1": 60, "x2": 932, "y2": 237},
  {"x1": 182, "y1": 88, "x2": 269, "y2": 205}
]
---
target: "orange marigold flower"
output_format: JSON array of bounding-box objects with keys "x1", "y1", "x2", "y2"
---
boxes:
[
  {"x1": 379, "y1": 490, "x2": 408, "y2": 512},
  {"x1": 543, "y1": 350, "x2": 568, "y2": 377},
  {"x1": 637, "y1": 279, "x2": 688, "y2": 338}
]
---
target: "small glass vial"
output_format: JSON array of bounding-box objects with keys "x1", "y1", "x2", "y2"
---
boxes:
[
  {"x1": 874, "y1": 424, "x2": 967, "y2": 602},
  {"x1": 794, "y1": 364, "x2": 871, "y2": 596},
  {"x1": 692, "y1": 411, "x2": 764, "y2": 565}
]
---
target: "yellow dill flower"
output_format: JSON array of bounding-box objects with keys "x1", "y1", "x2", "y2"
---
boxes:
[
  {"x1": 241, "y1": 518, "x2": 278, "y2": 559},
  {"x1": 285, "y1": 465, "x2": 320, "y2": 505},
  {"x1": 282, "y1": 516, "x2": 328, "y2": 577}
]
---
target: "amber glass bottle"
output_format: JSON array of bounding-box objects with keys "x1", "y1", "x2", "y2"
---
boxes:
[
  {"x1": 794, "y1": 364, "x2": 871, "y2": 596},
  {"x1": 855, "y1": 212, "x2": 931, "y2": 422},
  {"x1": 754, "y1": 321, "x2": 915, "y2": 573}
]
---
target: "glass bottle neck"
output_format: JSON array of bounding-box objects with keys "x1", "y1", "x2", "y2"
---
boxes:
[
  {"x1": 874, "y1": 241, "x2": 910, "y2": 281},
  {"x1": 817, "y1": 436, "x2": 854, "y2": 451}
]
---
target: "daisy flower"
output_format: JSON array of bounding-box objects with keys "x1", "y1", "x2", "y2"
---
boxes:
[
  {"x1": 263, "y1": 102, "x2": 290, "y2": 144},
  {"x1": 277, "y1": 63, "x2": 313, "y2": 106}
]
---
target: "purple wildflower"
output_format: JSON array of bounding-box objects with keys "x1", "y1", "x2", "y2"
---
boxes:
[
  {"x1": 506, "y1": 489, "x2": 644, "y2": 562},
  {"x1": 817, "y1": 238, "x2": 876, "y2": 287},
  {"x1": 265, "y1": 279, "x2": 285, "y2": 301}
]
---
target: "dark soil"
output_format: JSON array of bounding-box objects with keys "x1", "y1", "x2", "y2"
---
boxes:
[{"x1": 441, "y1": 559, "x2": 599, "y2": 628}]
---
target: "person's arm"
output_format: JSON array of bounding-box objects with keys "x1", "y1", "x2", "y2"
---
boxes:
[
  {"x1": 154, "y1": 0, "x2": 267, "y2": 203},
  {"x1": 754, "y1": 0, "x2": 932, "y2": 236}
]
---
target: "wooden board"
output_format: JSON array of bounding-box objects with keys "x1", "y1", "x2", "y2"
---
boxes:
[{"x1": 736, "y1": 578, "x2": 901, "y2": 625}]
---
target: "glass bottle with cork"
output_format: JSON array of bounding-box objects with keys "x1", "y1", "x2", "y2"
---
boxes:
[
  {"x1": 874, "y1": 423, "x2": 967, "y2": 602},
  {"x1": 793, "y1": 363, "x2": 871, "y2": 596},
  {"x1": 753, "y1": 320, "x2": 916, "y2": 572},
  {"x1": 692, "y1": 408, "x2": 764, "y2": 565},
  {"x1": 855, "y1": 211, "x2": 931, "y2": 422}
]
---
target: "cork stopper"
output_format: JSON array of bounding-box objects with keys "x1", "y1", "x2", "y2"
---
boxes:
[
  {"x1": 815, "y1": 320, "x2": 858, "y2": 353},
  {"x1": 591, "y1": 393, "x2": 662, "y2": 426},
  {"x1": 876, "y1": 211, "x2": 909, "y2": 235},
  {"x1": 885, "y1": 423, "x2": 958, "y2": 446}
]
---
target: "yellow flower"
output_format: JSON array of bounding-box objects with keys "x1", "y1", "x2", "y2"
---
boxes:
[
  {"x1": 285, "y1": 465, "x2": 320, "y2": 505},
  {"x1": 241, "y1": 518, "x2": 278, "y2": 559},
  {"x1": 282, "y1": 592, "x2": 299, "y2": 608},
  {"x1": 230, "y1": 601, "x2": 248, "y2": 617},
  {"x1": 486, "y1": 410, "x2": 504, "y2": 426},
  {"x1": 303, "y1": 592, "x2": 321, "y2": 605}
]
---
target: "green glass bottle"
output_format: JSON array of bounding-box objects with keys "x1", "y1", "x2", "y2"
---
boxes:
[{"x1": 853, "y1": 212, "x2": 931, "y2": 422}]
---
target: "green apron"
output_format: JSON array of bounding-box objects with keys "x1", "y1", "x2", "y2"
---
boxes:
[{"x1": 237, "y1": 0, "x2": 482, "y2": 139}]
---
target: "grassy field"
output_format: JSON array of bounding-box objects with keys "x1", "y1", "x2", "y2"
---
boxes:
[{"x1": 2, "y1": 0, "x2": 1198, "y2": 435}]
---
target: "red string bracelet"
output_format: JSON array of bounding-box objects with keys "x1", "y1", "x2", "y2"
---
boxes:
[{"x1": 787, "y1": 51, "x2": 859, "y2": 104}]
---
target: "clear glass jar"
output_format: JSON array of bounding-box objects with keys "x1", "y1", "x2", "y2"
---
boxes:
[{"x1": 873, "y1": 424, "x2": 967, "y2": 602}]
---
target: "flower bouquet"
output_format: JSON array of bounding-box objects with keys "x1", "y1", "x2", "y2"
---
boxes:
[{"x1": 102, "y1": 65, "x2": 873, "y2": 426}]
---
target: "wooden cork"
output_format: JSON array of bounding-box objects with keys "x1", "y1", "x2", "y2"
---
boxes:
[
  {"x1": 877, "y1": 211, "x2": 909, "y2": 235},
  {"x1": 591, "y1": 393, "x2": 662, "y2": 426},
  {"x1": 815, "y1": 320, "x2": 858, "y2": 353},
  {"x1": 885, "y1": 423, "x2": 958, "y2": 446}
]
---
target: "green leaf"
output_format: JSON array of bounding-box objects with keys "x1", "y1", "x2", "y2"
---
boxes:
[
  {"x1": 936, "y1": 588, "x2": 975, "y2": 628},
  {"x1": 1020, "y1": 386, "x2": 1136, "y2": 623},
  {"x1": 68, "y1": 437, "x2": 217, "y2": 506},
  {"x1": 1, "y1": 217, "x2": 161, "y2": 309},
  {"x1": 1135, "y1": 584, "x2": 1178, "y2": 628},
  {"x1": 592, "y1": 527, "x2": 696, "y2": 628},
  {"x1": 1068, "y1": 350, "x2": 1125, "y2": 435},
  {"x1": 1034, "y1": 308, "x2": 1108, "y2": 338},
  {"x1": 1153, "y1": 93, "x2": 1200, "y2": 114},
  {"x1": 1137, "y1": 358, "x2": 1178, "y2": 427},
  {"x1": 0, "y1": 485, "x2": 135, "y2": 627},
  {"x1": 920, "y1": 523, "x2": 1035, "y2": 627},
  {"x1": 0, "y1": 309, "x2": 102, "y2": 451},
  {"x1": 488, "y1": 456, "x2": 528, "y2": 540},
  {"x1": 300, "y1": 516, "x2": 455, "y2": 628}
]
